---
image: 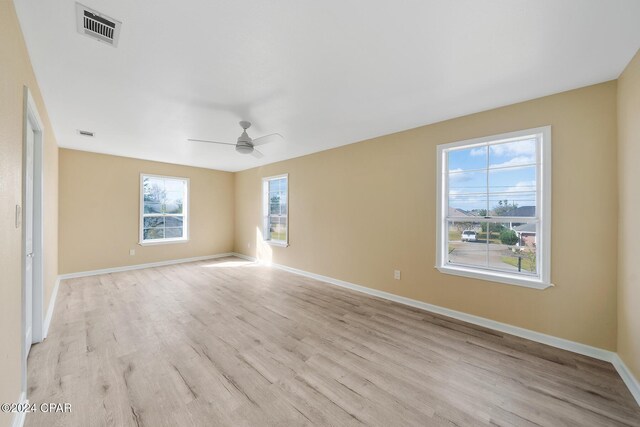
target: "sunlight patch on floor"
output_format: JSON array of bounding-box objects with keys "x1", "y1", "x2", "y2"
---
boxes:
[{"x1": 201, "y1": 260, "x2": 257, "y2": 268}]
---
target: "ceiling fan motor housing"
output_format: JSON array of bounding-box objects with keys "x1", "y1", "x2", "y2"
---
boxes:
[
  {"x1": 237, "y1": 130, "x2": 251, "y2": 143},
  {"x1": 236, "y1": 129, "x2": 254, "y2": 154},
  {"x1": 235, "y1": 141, "x2": 253, "y2": 154}
]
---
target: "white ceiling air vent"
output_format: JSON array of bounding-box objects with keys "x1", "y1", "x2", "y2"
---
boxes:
[{"x1": 76, "y1": 3, "x2": 121, "y2": 47}]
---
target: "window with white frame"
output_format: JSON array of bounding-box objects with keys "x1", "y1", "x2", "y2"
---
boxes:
[
  {"x1": 262, "y1": 174, "x2": 288, "y2": 246},
  {"x1": 436, "y1": 127, "x2": 551, "y2": 289},
  {"x1": 140, "y1": 174, "x2": 189, "y2": 244}
]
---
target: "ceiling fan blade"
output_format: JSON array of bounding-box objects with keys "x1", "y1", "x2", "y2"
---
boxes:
[
  {"x1": 251, "y1": 148, "x2": 264, "y2": 159},
  {"x1": 252, "y1": 133, "x2": 283, "y2": 146},
  {"x1": 188, "y1": 138, "x2": 236, "y2": 146}
]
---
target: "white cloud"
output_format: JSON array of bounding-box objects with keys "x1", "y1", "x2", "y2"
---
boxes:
[
  {"x1": 469, "y1": 147, "x2": 486, "y2": 156},
  {"x1": 449, "y1": 168, "x2": 473, "y2": 182},
  {"x1": 490, "y1": 139, "x2": 535, "y2": 157},
  {"x1": 468, "y1": 139, "x2": 536, "y2": 158},
  {"x1": 490, "y1": 155, "x2": 536, "y2": 168},
  {"x1": 504, "y1": 180, "x2": 536, "y2": 193}
]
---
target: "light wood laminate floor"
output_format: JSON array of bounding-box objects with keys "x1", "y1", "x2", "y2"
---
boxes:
[{"x1": 26, "y1": 257, "x2": 640, "y2": 426}]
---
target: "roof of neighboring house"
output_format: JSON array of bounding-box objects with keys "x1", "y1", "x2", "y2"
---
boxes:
[
  {"x1": 448, "y1": 207, "x2": 471, "y2": 217},
  {"x1": 503, "y1": 206, "x2": 536, "y2": 217},
  {"x1": 514, "y1": 223, "x2": 536, "y2": 233},
  {"x1": 501, "y1": 206, "x2": 536, "y2": 216}
]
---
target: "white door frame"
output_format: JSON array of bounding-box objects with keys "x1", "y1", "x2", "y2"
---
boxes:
[{"x1": 21, "y1": 86, "x2": 45, "y2": 396}]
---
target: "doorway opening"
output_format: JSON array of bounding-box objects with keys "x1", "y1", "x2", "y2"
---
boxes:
[{"x1": 21, "y1": 86, "x2": 45, "y2": 399}]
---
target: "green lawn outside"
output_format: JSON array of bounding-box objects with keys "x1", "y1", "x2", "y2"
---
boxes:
[
  {"x1": 501, "y1": 255, "x2": 536, "y2": 272},
  {"x1": 270, "y1": 231, "x2": 286, "y2": 241}
]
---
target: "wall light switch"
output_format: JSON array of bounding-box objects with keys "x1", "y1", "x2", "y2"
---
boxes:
[
  {"x1": 394, "y1": 270, "x2": 401, "y2": 280},
  {"x1": 15, "y1": 205, "x2": 21, "y2": 228},
  {"x1": 129, "y1": 249, "x2": 135, "y2": 256}
]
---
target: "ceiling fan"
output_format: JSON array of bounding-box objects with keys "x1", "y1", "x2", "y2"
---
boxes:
[{"x1": 188, "y1": 121, "x2": 282, "y2": 158}]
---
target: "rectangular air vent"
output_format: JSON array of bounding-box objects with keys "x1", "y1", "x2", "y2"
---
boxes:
[{"x1": 76, "y1": 3, "x2": 121, "y2": 47}]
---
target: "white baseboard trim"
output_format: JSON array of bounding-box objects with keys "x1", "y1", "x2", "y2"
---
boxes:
[
  {"x1": 11, "y1": 391, "x2": 27, "y2": 427},
  {"x1": 231, "y1": 253, "x2": 256, "y2": 262},
  {"x1": 58, "y1": 253, "x2": 236, "y2": 280},
  {"x1": 232, "y1": 252, "x2": 640, "y2": 406},
  {"x1": 612, "y1": 354, "x2": 640, "y2": 406},
  {"x1": 42, "y1": 277, "x2": 60, "y2": 339}
]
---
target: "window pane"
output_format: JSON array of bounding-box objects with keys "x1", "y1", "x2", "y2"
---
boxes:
[
  {"x1": 165, "y1": 191, "x2": 183, "y2": 204},
  {"x1": 269, "y1": 215, "x2": 287, "y2": 241},
  {"x1": 489, "y1": 138, "x2": 536, "y2": 168},
  {"x1": 164, "y1": 201, "x2": 182, "y2": 214},
  {"x1": 141, "y1": 175, "x2": 188, "y2": 242},
  {"x1": 448, "y1": 194, "x2": 487, "y2": 216},
  {"x1": 264, "y1": 177, "x2": 288, "y2": 242},
  {"x1": 447, "y1": 221, "x2": 485, "y2": 268},
  {"x1": 489, "y1": 166, "x2": 536, "y2": 217},
  {"x1": 165, "y1": 216, "x2": 183, "y2": 227},
  {"x1": 269, "y1": 192, "x2": 281, "y2": 214},
  {"x1": 143, "y1": 216, "x2": 164, "y2": 228},
  {"x1": 449, "y1": 170, "x2": 487, "y2": 192},
  {"x1": 164, "y1": 179, "x2": 184, "y2": 192},
  {"x1": 448, "y1": 146, "x2": 487, "y2": 171},
  {"x1": 269, "y1": 190, "x2": 280, "y2": 199},
  {"x1": 487, "y1": 222, "x2": 537, "y2": 275},
  {"x1": 165, "y1": 227, "x2": 183, "y2": 238},
  {"x1": 478, "y1": 221, "x2": 501, "y2": 244},
  {"x1": 448, "y1": 169, "x2": 487, "y2": 214},
  {"x1": 164, "y1": 191, "x2": 183, "y2": 214},
  {"x1": 143, "y1": 178, "x2": 165, "y2": 202},
  {"x1": 144, "y1": 203, "x2": 163, "y2": 214},
  {"x1": 144, "y1": 228, "x2": 164, "y2": 240}
]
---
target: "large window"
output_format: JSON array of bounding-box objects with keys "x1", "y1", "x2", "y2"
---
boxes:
[
  {"x1": 140, "y1": 174, "x2": 189, "y2": 245},
  {"x1": 436, "y1": 127, "x2": 551, "y2": 289},
  {"x1": 262, "y1": 174, "x2": 288, "y2": 246}
]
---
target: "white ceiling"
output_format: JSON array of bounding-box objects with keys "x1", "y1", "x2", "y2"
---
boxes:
[{"x1": 15, "y1": 0, "x2": 640, "y2": 172}]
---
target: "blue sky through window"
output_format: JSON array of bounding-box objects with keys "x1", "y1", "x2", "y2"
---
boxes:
[{"x1": 448, "y1": 138, "x2": 537, "y2": 213}]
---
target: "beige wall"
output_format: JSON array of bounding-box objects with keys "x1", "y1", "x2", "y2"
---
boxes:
[
  {"x1": 58, "y1": 149, "x2": 234, "y2": 274},
  {"x1": 2, "y1": 0, "x2": 635, "y2": 415},
  {"x1": 617, "y1": 49, "x2": 640, "y2": 380},
  {"x1": 0, "y1": 1, "x2": 59, "y2": 425},
  {"x1": 235, "y1": 81, "x2": 619, "y2": 351}
]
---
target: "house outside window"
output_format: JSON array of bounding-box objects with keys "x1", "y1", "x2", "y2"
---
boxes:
[
  {"x1": 140, "y1": 174, "x2": 189, "y2": 245},
  {"x1": 262, "y1": 174, "x2": 288, "y2": 246},
  {"x1": 436, "y1": 127, "x2": 551, "y2": 289}
]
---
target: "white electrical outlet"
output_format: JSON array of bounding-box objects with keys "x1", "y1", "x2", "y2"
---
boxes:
[
  {"x1": 129, "y1": 249, "x2": 135, "y2": 256},
  {"x1": 394, "y1": 270, "x2": 401, "y2": 280}
]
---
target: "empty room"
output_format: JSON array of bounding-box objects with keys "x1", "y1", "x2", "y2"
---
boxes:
[{"x1": 2, "y1": 0, "x2": 640, "y2": 426}]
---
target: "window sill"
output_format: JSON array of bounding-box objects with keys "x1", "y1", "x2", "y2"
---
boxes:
[
  {"x1": 139, "y1": 238, "x2": 189, "y2": 246},
  {"x1": 435, "y1": 265, "x2": 553, "y2": 290},
  {"x1": 264, "y1": 240, "x2": 289, "y2": 248}
]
